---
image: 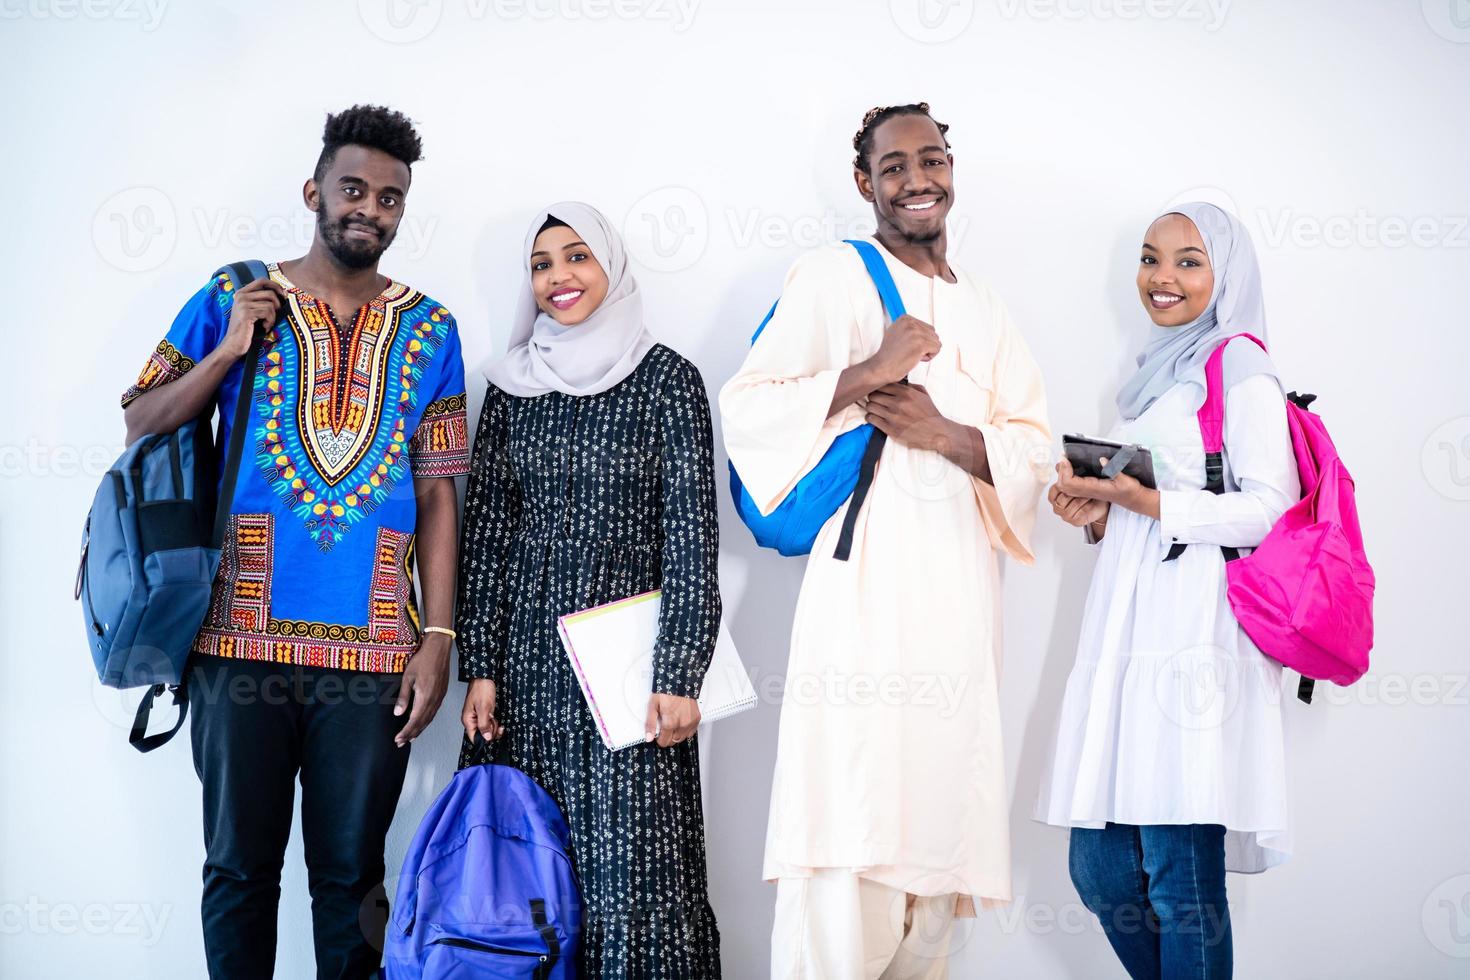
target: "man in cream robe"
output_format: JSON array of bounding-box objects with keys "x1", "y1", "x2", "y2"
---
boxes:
[{"x1": 719, "y1": 104, "x2": 1051, "y2": 979}]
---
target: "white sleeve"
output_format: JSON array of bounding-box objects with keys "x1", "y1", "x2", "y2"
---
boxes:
[
  {"x1": 1158, "y1": 373, "x2": 1300, "y2": 548},
  {"x1": 717, "y1": 248, "x2": 862, "y2": 515}
]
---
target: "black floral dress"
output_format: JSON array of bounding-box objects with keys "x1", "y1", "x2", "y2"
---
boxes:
[{"x1": 455, "y1": 344, "x2": 722, "y2": 979}]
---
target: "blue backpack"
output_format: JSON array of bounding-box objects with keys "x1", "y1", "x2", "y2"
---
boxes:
[
  {"x1": 76, "y1": 260, "x2": 269, "y2": 752},
  {"x1": 385, "y1": 756, "x2": 582, "y2": 979},
  {"x1": 729, "y1": 239, "x2": 906, "y2": 559}
]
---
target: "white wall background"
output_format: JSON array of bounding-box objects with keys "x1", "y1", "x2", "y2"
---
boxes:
[{"x1": 3, "y1": 0, "x2": 1468, "y2": 976}]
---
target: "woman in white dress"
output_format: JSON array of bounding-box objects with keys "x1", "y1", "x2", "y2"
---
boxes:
[{"x1": 1035, "y1": 203, "x2": 1300, "y2": 979}]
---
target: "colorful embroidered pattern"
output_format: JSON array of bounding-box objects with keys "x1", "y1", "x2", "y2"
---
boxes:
[
  {"x1": 205, "y1": 513, "x2": 273, "y2": 632},
  {"x1": 369, "y1": 527, "x2": 419, "y2": 644},
  {"x1": 130, "y1": 264, "x2": 468, "y2": 675},
  {"x1": 121, "y1": 339, "x2": 197, "y2": 407},
  {"x1": 253, "y1": 269, "x2": 457, "y2": 551},
  {"x1": 195, "y1": 513, "x2": 420, "y2": 673},
  {"x1": 410, "y1": 393, "x2": 470, "y2": 477}
]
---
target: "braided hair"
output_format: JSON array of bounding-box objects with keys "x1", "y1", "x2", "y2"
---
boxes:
[{"x1": 852, "y1": 102, "x2": 951, "y2": 174}]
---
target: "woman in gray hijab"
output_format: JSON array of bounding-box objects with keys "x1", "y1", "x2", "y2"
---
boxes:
[
  {"x1": 1035, "y1": 203, "x2": 1302, "y2": 979},
  {"x1": 456, "y1": 202, "x2": 723, "y2": 977}
]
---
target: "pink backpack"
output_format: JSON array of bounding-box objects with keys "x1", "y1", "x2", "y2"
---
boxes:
[{"x1": 1170, "y1": 333, "x2": 1375, "y2": 703}]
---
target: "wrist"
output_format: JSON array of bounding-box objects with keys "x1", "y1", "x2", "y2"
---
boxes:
[
  {"x1": 932, "y1": 417, "x2": 965, "y2": 456},
  {"x1": 1131, "y1": 486, "x2": 1160, "y2": 520},
  {"x1": 417, "y1": 631, "x2": 452, "y2": 653},
  {"x1": 859, "y1": 355, "x2": 898, "y2": 389}
]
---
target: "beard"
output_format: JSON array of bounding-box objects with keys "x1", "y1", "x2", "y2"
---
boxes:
[
  {"x1": 318, "y1": 210, "x2": 396, "y2": 270},
  {"x1": 882, "y1": 202, "x2": 946, "y2": 245}
]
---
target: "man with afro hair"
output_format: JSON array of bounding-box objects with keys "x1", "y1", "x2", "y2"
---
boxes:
[{"x1": 122, "y1": 104, "x2": 470, "y2": 979}]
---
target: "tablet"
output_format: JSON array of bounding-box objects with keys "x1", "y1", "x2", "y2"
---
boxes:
[{"x1": 1062, "y1": 434, "x2": 1158, "y2": 490}]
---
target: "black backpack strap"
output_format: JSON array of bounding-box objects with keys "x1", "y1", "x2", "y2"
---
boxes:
[
  {"x1": 210, "y1": 260, "x2": 270, "y2": 549},
  {"x1": 833, "y1": 424, "x2": 889, "y2": 562},
  {"x1": 129, "y1": 261, "x2": 269, "y2": 754},
  {"x1": 1298, "y1": 676, "x2": 1315, "y2": 704},
  {"x1": 130, "y1": 682, "x2": 189, "y2": 753},
  {"x1": 530, "y1": 899, "x2": 560, "y2": 980},
  {"x1": 1161, "y1": 449, "x2": 1240, "y2": 564}
]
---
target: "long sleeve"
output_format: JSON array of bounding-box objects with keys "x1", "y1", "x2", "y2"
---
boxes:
[
  {"x1": 1159, "y1": 373, "x2": 1300, "y2": 548},
  {"x1": 718, "y1": 247, "x2": 865, "y2": 515},
  {"x1": 651, "y1": 356, "x2": 722, "y2": 699},
  {"x1": 455, "y1": 385, "x2": 522, "y2": 681},
  {"x1": 971, "y1": 294, "x2": 1053, "y2": 565}
]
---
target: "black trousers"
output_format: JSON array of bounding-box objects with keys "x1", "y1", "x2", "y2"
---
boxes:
[{"x1": 188, "y1": 654, "x2": 412, "y2": 980}]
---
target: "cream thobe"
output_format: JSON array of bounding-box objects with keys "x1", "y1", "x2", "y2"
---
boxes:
[{"x1": 720, "y1": 238, "x2": 1051, "y2": 908}]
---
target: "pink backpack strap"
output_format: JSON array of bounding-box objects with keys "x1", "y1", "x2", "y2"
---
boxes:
[
  {"x1": 1197, "y1": 332, "x2": 1268, "y2": 452},
  {"x1": 1162, "y1": 332, "x2": 1268, "y2": 564}
]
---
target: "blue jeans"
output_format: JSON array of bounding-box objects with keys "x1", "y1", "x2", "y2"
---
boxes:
[{"x1": 1069, "y1": 823, "x2": 1233, "y2": 979}]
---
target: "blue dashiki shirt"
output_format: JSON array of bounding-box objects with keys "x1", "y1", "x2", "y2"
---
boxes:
[{"x1": 121, "y1": 262, "x2": 470, "y2": 673}]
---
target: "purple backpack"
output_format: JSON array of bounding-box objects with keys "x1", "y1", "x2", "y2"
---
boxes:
[
  {"x1": 1174, "y1": 333, "x2": 1375, "y2": 702},
  {"x1": 384, "y1": 760, "x2": 582, "y2": 978}
]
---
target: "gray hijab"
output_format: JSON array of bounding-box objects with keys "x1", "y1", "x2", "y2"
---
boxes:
[
  {"x1": 483, "y1": 201, "x2": 658, "y2": 398},
  {"x1": 1116, "y1": 202, "x2": 1279, "y2": 421}
]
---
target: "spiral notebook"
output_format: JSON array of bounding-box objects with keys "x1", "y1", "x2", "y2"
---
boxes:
[{"x1": 557, "y1": 590, "x2": 757, "y2": 751}]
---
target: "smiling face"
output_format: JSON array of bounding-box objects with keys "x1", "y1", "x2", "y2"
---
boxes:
[
  {"x1": 530, "y1": 224, "x2": 609, "y2": 326},
  {"x1": 1137, "y1": 213, "x2": 1215, "y2": 327},
  {"x1": 854, "y1": 114, "x2": 954, "y2": 244},
  {"x1": 307, "y1": 143, "x2": 410, "y2": 270}
]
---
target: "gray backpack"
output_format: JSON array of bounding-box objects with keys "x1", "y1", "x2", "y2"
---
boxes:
[{"x1": 76, "y1": 260, "x2": 267, "y2": 751}]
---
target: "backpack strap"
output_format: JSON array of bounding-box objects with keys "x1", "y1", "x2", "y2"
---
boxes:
[
  {"x1": 1162, "y1": 332, "x2": 1266, "y2": 564},
  {"x1": 131, "y1": 260, "x2": 268, "y2": 754},
  {"x1": 530, "y1": 898, "x2": 560, "y2": 979},
  {"x1": 832, "y1": 240, "x2": 907, "y2": 562},
  {"x1": 210, "y1": 260, "x2": 271, "y2": 550},
  {"x1": 129, "y1": 682, "x2": 189, "y2": 752}
]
